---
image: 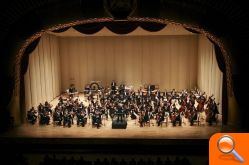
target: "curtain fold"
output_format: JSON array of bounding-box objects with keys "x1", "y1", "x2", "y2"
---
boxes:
[
  {"x1": 140, "y1": 22, "x2": 166, "y2": 32},
  {"x1": 21, "y1": 37, "x2": 41, "y2": 75},
  {"x1": 73, "y1": 23, "x2": 104, "y2": 34},
  {"x1": 197, "y1": 35, "x2": 223, "y2": 114},
  {"x1": 214, "y1": 45, "x2": 226, "y2": 72},
  {"x1": 24, "y1": 34, "x2": 61, "y2": 111},
  {"x1": 69, "y1": 22, "x2": 167, "y2": 35},
  {"x1": 206, "y1": 38, "x2": 227, "y2": 124},
  {"x1": 214, "y1": 44, "x2": 227, "y2": 124},
  {"x1": 105, "y1": 21, "x2": 138, "y2": 34}
]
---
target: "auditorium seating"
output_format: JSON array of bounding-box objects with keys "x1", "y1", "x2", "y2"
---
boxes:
[{"x1": 3, "y1": 154, "x2": 197, "y2": 165}]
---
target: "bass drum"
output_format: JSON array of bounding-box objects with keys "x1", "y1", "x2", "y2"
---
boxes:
[{"x1": 90, "y1": 82, "x2": 100, "y2": 91}]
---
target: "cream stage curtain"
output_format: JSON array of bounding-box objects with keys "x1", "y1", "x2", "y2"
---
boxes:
[
  {"x1": 24, "y1": 34, "x2": 61, "y2": 110},
  {"x1": 59, "y1": 35, "x2": 198, "y2": 91},
  {"x1": 197, "y1": 35, "x2": 223, "y2": 114},
  {"x1": 24, "y1": 33, "x2": 222, "y2": 115}
]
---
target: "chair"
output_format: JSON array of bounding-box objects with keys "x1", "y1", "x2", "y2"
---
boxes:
[
  {"x1": 160, "y1": 112, "x2": 169, "y2": 127},
  {"x1": 160, "y1": 117, "x2": 169, "y2": 127},
  {"x1": 192, "y1": 112, "x2": 205, "y2": 126},
  {"x1": 101, "y1": 115, "x2": 107, "y2": 126},
  {"x1": 198, "y1": 112, "x2": 206, "y2": 126},
  {"x1": 53, "y1": 120, "x2": 61, "y2": 126},
  {"x1": 144, "y1": 120, "x2": 151, "y2": 127}
]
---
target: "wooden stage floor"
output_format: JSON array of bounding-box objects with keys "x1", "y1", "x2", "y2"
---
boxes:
[
  {"x1": 2, "y1": 121, "x2": 221, "y2": 139},
  {"x1": 1, "y1": 94, "x2": 221, "y2": 139}
]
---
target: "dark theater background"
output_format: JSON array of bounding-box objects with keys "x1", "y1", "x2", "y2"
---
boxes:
[{"x1": 0, "y1": 0, "x2": 249, "y2": 164}]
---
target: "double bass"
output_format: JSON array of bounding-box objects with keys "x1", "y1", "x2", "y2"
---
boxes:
[{"x1": 205, "y1": 100, "x2": 219, "y2": 125}]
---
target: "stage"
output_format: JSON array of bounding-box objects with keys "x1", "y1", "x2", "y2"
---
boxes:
[
  {"x1": 1, "y1": 93, "x2": 221, "y2": 139},
  {"x1": 2, "y1": 93, "x2": 222, "y2": 140},
  {"x1": 2, "y1": 121, "x2": 221, "y2": 139}
]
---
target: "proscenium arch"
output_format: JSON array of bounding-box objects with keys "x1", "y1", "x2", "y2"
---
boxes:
[
  {"x1": 17, "y1": 18, "x2": 231, "y2": 123},
  {"x1": 0, "y1": 0, "x2": 247, "y2": 132}
]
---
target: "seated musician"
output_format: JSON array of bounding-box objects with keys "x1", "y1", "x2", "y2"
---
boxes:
[
  {"x1": 189, "y1": 106, "x2": 197, "y2": 126},
  {"x1": 139, "y1": 111, "x2": 145, "y2": 127},
  {"x1": 38, "y1": 103, "x2": 44, "y2": 114},
  {"x1": 130, "y1": 109, "x2": 138, "y2": 119},
  {"x1": 157, "y1": 111, "x2": 165, "y2": 126},
  {"x1": 76, "y1": 110, "x2": 87, "y2": 127},
  {"x1": 206, "y1": 98, "x2": 219, "y2": 126},
  {"x1": 84, "y1": 84, "x2": 91, "y2": 94},
  {"x1": 146, "y1": 84, "x2": 151, "y2": 95},
  {"x1": 27, "y1": 107, "x2": 37, "y2": 124},
  {"x1": 44, "y1": 101, "x2": 52, "y2": 114},
  {"x1": 172, "y1": 112, "x2": 182, "y2": 126},
  {"x1": 144, "y1": 110, "x2": 150, "y2": 124},
  {"x1": 92, "y1": 110, "x2": 102, "y2": 129},
  {"x1": 45, "y1": 101, "x2": 52, "y2": 107},
  {"x1": 119, "y1": 84, "x2": 125, "y2": 94},
  {"x1": 109, "y1": 81, "x2": 116, "y2": 95},
  {"x1": 58, "y1": 96, "x2": 63, "y2": 104},
  {"x1": 39, "y1": 108, "x2": 50, "y2": 125},
  {"x1": 69, "y1": 84, "x2": 76, "y2": 93},
  {"x1": 68, "y1": 84, "x2": 77, "y2": 97},
  {"x1": 110, "y1": 105, "x2": 116, "y2": 120},
  {"x1": 63, "y1": 110, "x2": 72, "y2": 127},
  {"x1": 53, "y1": 106, "x2": 63, "y2": 126}
]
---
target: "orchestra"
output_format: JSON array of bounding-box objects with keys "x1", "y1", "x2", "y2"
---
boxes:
[{"x1": 27, "y1": 82, "x2": 220, "y2": 128}]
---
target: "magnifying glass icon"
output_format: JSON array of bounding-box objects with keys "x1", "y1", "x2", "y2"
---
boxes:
[{"x1": 217, "y1": 135, "x2": 244, "y2": 163}]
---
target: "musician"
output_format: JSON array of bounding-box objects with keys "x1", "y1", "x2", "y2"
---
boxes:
[
  {"x1": 130, "y1": 109, "x2": 138, "y2": 119},
  {"x1": 84, "y1": 84, "x2": 91, "y2": 94},
  {"x1": 68, "y1": 84, "x2": 78, "y2": 98},
  {"x1": 147, "y1": 84, "x2": 151, "y2": 96},
  {"x1": 63, "y1": 110, "x2": 72, "y2": 127},
  {"x1": 174, "y1": 112, "x2": 182, "y2": 126},
  {"x1": 108, "y1": 104, "x2": 115, "y2": 120},
  {"x1": 156, "y1": 111, "x2": 165, "y2": 126},
  {"x1": 206, "y1": 98, "x2": 219, "y2": 125},
  {"x1": 171, "y1": 89, "x2": 176, "y2": 97},
  {"x1": 139, "y1": 111, "x2": 145, "y2": 127},
  {"x1": 92, "y1": 110, "x2": 102, "y2": 129},
  {"x1": 189, "y1": 106, "x2": 197, "y2": 126},
  {"x1": 44, "y1": 101, "x2": 52, "y2": 114},
  {"x1": 27, "y1": 107, "x2": 37, "y2": 124},
  {"x1": 111, "y1": 80, "x2": 117, "y2": 92},
  {"x1": 53, "y1": 106, "x2": 63, "y2": 126},
  {"x1": 69, "y1": 84, "x2": 77, "y2": 93},
  {"x1": 39, "y1": 109, "x2": 50, "y2": 125},
  {"x1": 76, "y1": 110, "x2": 87, "y2": 127},
  {"x1": 144, "y1": 110, "x2": 150, "y2": 122},
  {"x1": 116, "y1": 103, "x2": 124, "y2": 122},
  {"x1": 34, "y1": 81, "x2": 220, "y2": 129},
  {"x1": 38, "y1": 103, "x2": 44, "y2": 114}
]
